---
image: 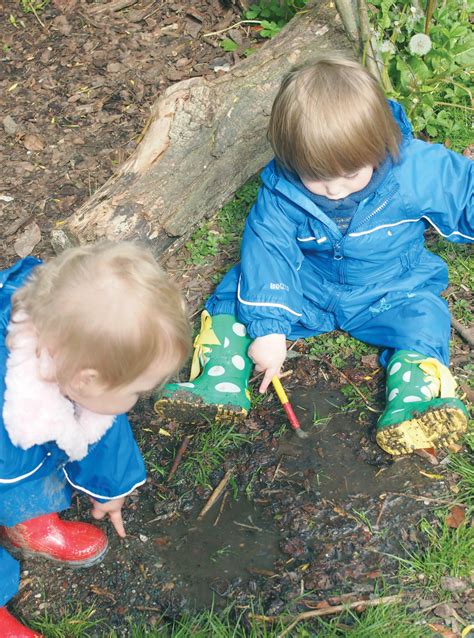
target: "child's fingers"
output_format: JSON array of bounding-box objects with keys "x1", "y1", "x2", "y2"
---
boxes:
[
  {"x1": 91, "y1": 506, "x2": 106, "y2": 521},
  {"x1": 259, "y1": 368, "x2": 277, "y2": 393},
  {"x1": 109, "y1": 510, "x2": 126, "y2": 538}
]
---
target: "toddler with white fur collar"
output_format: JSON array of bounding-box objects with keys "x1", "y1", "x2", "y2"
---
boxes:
[{"x1": 0, "y1": 242, "x2": 191, "y2": 637}]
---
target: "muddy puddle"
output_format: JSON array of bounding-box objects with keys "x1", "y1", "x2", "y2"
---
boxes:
[
  {"x1": 152, "y1": 499, "x2": 283, "y2": 609},
  {"x1": 277, "y1": 387, "x2": 431, "y2": 499}
]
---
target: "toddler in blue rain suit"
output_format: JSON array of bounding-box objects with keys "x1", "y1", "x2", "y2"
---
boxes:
[
  {"x1": 157, "y1": 54, "x2": 472, "y2": 455},
  {"x1": 0, "y1": 243, "x2": 190, "y2": 636}
]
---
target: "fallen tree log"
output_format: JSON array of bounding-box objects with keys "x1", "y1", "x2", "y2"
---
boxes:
[{"x1": 51, "y1": 2, "x2": 352, "y2": 260}]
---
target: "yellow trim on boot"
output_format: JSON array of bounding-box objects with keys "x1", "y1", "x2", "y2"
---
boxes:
[
  {"x1": 189, "y1": 310, "x2": 221, "y2": 381},
  {"x1": 418, "y1": 358, "x2": 457, "y2": 398},
  {"x1": 376, "y1": 406, "x2": 468, "y2": 455}
]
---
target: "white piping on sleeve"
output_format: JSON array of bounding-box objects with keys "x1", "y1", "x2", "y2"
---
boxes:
[
  {"x1": 421, "y1": 215, "x2": 474, "y2": 241},
  {"x1": 0, "y1": 455, "x2": 49, "y2": 484},
  {"x1": 237, "y1": 278, "x2": 302, "y2": 317},
  {"x1": 62, "y1": 467, "x2": 146, "y2": 500},
  {"x1": 348, "y1": 217, "x2": 474, "y2": 241}
]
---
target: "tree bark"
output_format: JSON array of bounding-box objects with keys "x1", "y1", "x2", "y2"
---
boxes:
[{"x1": 51, "y1": 2, "x2": 352, "y2": 261}]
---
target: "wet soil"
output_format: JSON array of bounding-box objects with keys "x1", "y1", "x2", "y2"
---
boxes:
[{"x1": 12, "y1": 380, "x2": 466, "y2": 632}]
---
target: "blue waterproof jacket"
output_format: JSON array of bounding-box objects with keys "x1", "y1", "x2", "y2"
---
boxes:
[
  {"x1": 218, "y1": 102, "x2": 473, "y2": 342},
  {"x1": 0, "y1": 258, "x2": 146, "y2": 510}
]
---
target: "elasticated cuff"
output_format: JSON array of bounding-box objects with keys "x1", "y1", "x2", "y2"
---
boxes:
[{"x1": 245, "y1": 319, "x2": 291, "y2": 339}]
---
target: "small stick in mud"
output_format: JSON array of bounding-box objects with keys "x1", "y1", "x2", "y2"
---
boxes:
[
  {"x1": 197, "y1": 469, "x2": 233, "y2": 520},
  {"x1": 166, "y1": 435, "x2": 191, "y2": 483},
  {"x1": 272, "y1": 376, "x2": 308, "y2": 438}
]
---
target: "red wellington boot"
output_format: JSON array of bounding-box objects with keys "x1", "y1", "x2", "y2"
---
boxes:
[
  {"x1": 0, "y1": 513, "x2": 108, "y2": 567},
  {"x1": 0, "y1": 607, "x2": 44, "y2": 637}
]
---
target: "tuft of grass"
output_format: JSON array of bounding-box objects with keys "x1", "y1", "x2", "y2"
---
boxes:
[
  {"x1": 176, "y1": 423, "x2": 254, "y2": 488},
  {"x1": 428, "y1": 237, "x2": 474, "y2": 289},
  {"x1": 29, "y1": 606, "x2": 100, "y2": 637},
  {"x1": 397, "y1": 512, "x2": 474, "y2": 592},
  {"x1": 449, "y1": 425, "x2": 474, "y2": 507}
]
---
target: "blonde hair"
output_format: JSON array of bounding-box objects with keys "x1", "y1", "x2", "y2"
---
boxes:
[
  {"x1": 10, "y1": 242, "x2": 191, "y2": 389},
  {"x1": 268, "y1": 53, "x2": 402, "y2": 180}
]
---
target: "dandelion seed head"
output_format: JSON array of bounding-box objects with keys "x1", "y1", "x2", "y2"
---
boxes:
[{"x1": 409, "y1": 33, "x2": 432, "y2": 55}]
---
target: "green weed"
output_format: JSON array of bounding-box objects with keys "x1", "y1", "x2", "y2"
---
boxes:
[
  {"x1": 244, "y1": 0, "x2": 308, "y2": 39},
  {"x1": 185, "y1": 177, "x2": 259, "y2": 266},
  {"x1": 307, "y1": 332, "x2": 377, "y2": 369},
  {"x1": 369, "y1": 0, "x2": 473, "y2": 148},
  {"x1": 452, "y1": 298, "x2": 474, "y2": 326},
  {"x1": 20, "y1": 0, "x2": 49, "y2": 13}
]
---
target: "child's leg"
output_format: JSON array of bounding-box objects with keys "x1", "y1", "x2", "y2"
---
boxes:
[
  {"x1": 0, "y1": 547, "x2": 43, "y2": 636},
  {"x1": 342, "y1": 289, "x2": 468, "y2": 454},
  {"x1": 0, "y1": 469, "x2": 108, "y2": 566},
  {"x1": 0, "y1": 547, "x2": 20, "y2": 607}
]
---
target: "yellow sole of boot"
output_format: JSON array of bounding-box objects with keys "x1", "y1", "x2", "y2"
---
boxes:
[{"x1": 376, "y1": 406, "x2": 468, "y2": 455}]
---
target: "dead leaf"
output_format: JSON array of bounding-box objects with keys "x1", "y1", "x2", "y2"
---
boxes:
[
  {"x1": 414, "y1": 447, "x2": 439, "y2": 465},
  {"x1": 52, "y1": 14, "x2": 72, "y2": 35},
  {"x1": 440, "y1": 576, "x2": 468, "y2": 592},
  {"x1": 23, "y1": 134, "x2": 44, "y2": 152},
  {"x1": 14, "y1": 222, "x2": 41, "y2": 258},
  {"x1": 446, "y1": 504, "x2": 466, "y2": 529},
  {"x1": 361, "y1": 354, "x2": 379, "y2": 369},
  {"x1": 427, "y1": 623, "x2": 458, "y2": 638},
  {"x1": 434, "y1": 603, "x2": 456, "y2": 618}
]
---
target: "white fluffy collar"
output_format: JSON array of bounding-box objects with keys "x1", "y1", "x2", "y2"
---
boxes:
[{"x1": 3, "y1": 317, "x2": 114, "y2": 461}]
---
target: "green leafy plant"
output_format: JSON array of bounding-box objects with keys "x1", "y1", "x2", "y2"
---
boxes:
[
  {"x1": 244, "y1": 0, "x2": 308, "y2": 39},
  {"x1": 369, "y1": 0, "x2": 473, "y2": 148},
  {"x1": 20, "y1": 0, "x2": 49, "y2": 14}
]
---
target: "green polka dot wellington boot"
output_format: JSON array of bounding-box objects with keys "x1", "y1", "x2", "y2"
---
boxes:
[
  {"x1": 154, "y1": 311, "x2": 253, "y2": 424},
  {"x1": 376, "y1": 350, "x2": 469, "y2": 455}
]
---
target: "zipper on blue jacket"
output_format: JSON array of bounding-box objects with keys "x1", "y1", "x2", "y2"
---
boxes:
[{"x1": 349, "y1": 187, "x2": 397, "y2": 234}]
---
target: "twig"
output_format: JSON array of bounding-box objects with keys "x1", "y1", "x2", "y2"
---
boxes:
[
  {"x1": 88, "y1": 0, "x2": 138, "y2": 14},
  {"x1": 322, "y1": 357, "x2": 381, "y2": 413},
  {"x1": 213, "y1": 490, "x2": 229, "y2": 526},
  {"x1": 250, "y1": 368, "x2": 293, "y2": 384},
  {"x1": 251, "y1": 594, "x2": 403, "y2": 637},
  {"x1": 233, "y1": 520, "x2": 263, "y2": 532},
  {"x1": 374, "y1": 495, "x2": 389, "y2": 529},
  {"x1": 203, "y1": 20, "x2": 262, "y2": 38},
  {"x1": 26, "y1": 0, "x2": 45, "y2": 29},
  {"x1": 197, "y1": 469, "x2": 233, "y2": 520},
  {"x1": 451, "y1": 316, "x2": 474, "y2": 348},
  {"x1": 166, "y1": 436, "x2": 190, "y2": 483},
  {"x1": 387, "y1": 491, "x2": 462, "y2": 506}
]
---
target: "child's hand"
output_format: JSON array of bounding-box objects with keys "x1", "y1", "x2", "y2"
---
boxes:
[
  {"x1": 248, "y1": 333, "x2": 287, "y2": 393},
  {"x1": 90, "y1": 496, "x2": 127, "y2": 538}
]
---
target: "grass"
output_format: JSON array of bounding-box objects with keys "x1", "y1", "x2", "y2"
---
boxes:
[
  {"x1": 185, "y1": 178, "x2": 259, "y2": 266},
  {"x1": 30, "y1": 596, "x2": 436, "y2": 637},
  {"x1": 173, "y1": 422, "x2": 254, "y2": 488},
  {"x1": 29, "y1": 606, "x2": 100, "y2": 637},
  {"x1": 449, "y1": 426, "x2": 474, "y2": 506},
  {"x1": 397, "y1": 513, "x2": 474, "y2": 593},
  {"x1": 428, "y1": 237, "x2": 474, "y2": 290}
]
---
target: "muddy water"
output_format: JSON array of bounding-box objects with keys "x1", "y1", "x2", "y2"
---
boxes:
[
  {"x1": 135, "y1": 387, "x2": 434, "y2": 609},
  {"x1": 278, "y1": 387, "x2": 431, "y2": 498},
  {"x1": 150, "y1": 499, "x2": 282, "y2": 609}
]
